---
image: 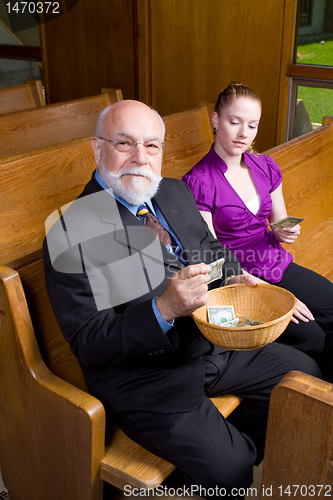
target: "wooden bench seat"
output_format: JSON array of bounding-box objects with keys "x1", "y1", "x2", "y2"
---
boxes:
[
  {"x1": 0, "y1": 79, "x2": 46, "y2": 114},
  {"x1": 100, "y1": 393, "x2": 240, "y2": 491},
  {"x1": 0, "y1": 88, "x2": 123, "y2": 159}
]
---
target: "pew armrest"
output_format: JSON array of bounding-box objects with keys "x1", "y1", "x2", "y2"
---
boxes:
[
  {"x1": 0, "y1": 266, "x2": 105, "y2": 500},
  {"x1": 260, "y1": 370, "x2": 333, "y2": 497}
]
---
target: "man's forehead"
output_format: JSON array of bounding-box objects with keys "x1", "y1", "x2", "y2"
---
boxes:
[{"x1": 103, "y1": 102, "x2": 163, "y2": 140}]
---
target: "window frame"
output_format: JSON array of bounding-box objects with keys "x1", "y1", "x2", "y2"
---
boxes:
[{"x1": 286, "y1": 76, "x2": 333, "y2": 140}]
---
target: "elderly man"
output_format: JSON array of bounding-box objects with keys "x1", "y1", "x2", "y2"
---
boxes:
[{"x1": 43, "y1": 100, "x2": 320, "y2": 498}]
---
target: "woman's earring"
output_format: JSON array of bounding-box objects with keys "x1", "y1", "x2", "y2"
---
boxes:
[{"x1": 213, "y1": 127, "x2": 217, "y2": 135}]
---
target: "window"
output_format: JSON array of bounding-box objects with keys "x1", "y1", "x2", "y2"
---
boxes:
[
  {"x1": 0, "y1": 5, "x2": 42, "y2": 89},
  {"x1": 286, "y1": 0, "x2": 333, "y2": 140}
]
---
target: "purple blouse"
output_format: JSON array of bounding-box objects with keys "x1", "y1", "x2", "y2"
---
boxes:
[{"x1": 182, "y1": 147, "x2": 293, "y2": 283}]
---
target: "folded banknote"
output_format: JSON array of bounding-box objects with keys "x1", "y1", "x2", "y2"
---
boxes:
[
  {"x1": 207, "y1": 307, "x2": 264, "y2": 328},
  {"x1": 207, "y1": 257, "x2": 225, "y2": 285},
  {"x1": 270, "y1": 216, "x2": 305, "y2": 228}
]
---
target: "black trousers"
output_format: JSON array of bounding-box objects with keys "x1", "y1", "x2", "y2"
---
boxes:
[
  {"x1": 268, "y1": 262, "x2": 333, "y2": 381},
  {"x1": 117, "y1": 343, "x2": 320, "y2": 499}
]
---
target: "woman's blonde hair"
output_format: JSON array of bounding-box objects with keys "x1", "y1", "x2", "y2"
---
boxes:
[{"x1": 215, "y1": 82, "x2": 261, "y2": 116}]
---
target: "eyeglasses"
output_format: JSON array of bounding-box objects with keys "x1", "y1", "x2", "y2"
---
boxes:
[{"x1": 98, "y1": 137, "x2": 163, "y2": 156}]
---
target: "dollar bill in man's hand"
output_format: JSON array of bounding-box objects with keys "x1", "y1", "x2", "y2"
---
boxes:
[
  {"x1": 207, "y1": 257, "x2": 225, "y2": 285},
  {"x1": 207, "y1": 305, "x2": 239, "y2": 326},
  {"x1": 270, "y1": 216, "x2": 305, "y2": 228}
]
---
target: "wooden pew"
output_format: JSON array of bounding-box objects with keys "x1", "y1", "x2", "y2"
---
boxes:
[
  {"x1": 0, "y1": 80, "x2": 45, "y2": 113},
  {"x1": 0, "y1": 88, "x2": 123, "y2": 159},
  {"x1": 260, "y1": 371, "x2": 333, "y2": 499},
  {"x1": 322, "y1": 115, "x2": 333, "y2": 126},
  {"x1": 198, "y1": 100, "x2": 215, "y2": 134},
  {"x1": 266, "y1": 119, "x2": 333, "y2": 283},
  {"x1": 258, "y1": 119, "x2": 333, "y2": 496},
  {"x1": 4, "y1": 106, "x2": 331, "y2": 499},
  {"x1": 0, "y1": 107, "x2": 212, "y2": 267},
  {"x1": 163, "y1": 109, "x2": 333, "y2": 283},
  {"x1": 169, "y1": 111, "x2": 333, "y2": 494},
  {"x1": 101, "y1": 87, "x2": 123, "y2": 103},
  {"x1": 0, "y1": 107, "x2": 240, "y2": 500},
  {"x1": 162, "y1": 106, "x2": 213, "y2": 178}
]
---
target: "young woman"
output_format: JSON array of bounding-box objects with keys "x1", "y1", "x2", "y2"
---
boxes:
[{"x1": 183, "y1": 82, "x2": 333, "y2": 381}]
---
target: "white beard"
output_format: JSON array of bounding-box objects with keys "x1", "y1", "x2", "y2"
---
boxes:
[{"x1": 98, "y1": 164, "x2": 162, "y2": 206}]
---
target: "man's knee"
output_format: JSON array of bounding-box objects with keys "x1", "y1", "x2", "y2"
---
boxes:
[
  {"x1": 270, "y1": 341, "x2": 322, "y2": 379},
  {"x1": 182, "y1": 441, "x2": 255, "y2": 494},
  {"x1": 278, "y1": 322, "x2": 326, "y2": 357}
]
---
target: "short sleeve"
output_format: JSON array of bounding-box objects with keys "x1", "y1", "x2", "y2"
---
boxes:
[
  {"x1": 182, "y1": 174, "x2": 214, "y2": 212},
  {"x1": 264, "y1": 155, "x2": 283, "y2": 192}
]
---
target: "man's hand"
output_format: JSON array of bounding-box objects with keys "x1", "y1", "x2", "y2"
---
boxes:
[{"x1": 157, "y1": 263, "x2": 212, "y2": 322}]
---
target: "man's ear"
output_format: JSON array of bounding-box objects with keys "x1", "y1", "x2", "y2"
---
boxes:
[{"x1": 91, "y1": 137, "x2": 101, "y2": 165}]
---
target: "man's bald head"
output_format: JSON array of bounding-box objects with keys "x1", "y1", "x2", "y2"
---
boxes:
[{"x1": 94, "y1": 100, "x2": 165, "y2": 141}]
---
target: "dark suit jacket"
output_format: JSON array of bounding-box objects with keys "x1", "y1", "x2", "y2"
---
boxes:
[{"x1": 43, "y1": 173, "x2": 242, "y2": 415}]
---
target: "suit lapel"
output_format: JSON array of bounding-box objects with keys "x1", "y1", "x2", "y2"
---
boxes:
[
  {"x1": 82, "y1": 174, "x2": 185, "y2": 270},
  {"x1": 154, "y1": 185, "x2": 200, "y2": 265},
  {"x1": 154, "y1": 192, "x2": 185, "y2": 247}
]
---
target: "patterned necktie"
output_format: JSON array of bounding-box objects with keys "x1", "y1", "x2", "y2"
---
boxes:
[{"x1": 137, "y1": 205, "x2": 173, "y2": 247}]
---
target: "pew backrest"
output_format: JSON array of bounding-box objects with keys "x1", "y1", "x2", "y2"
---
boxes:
[
  {"x1": 198, "y1": 100, "x2": 215, "y2": 134},
  {"x1": 101, "y1": 87, "x2": 123, "y2": 103},
  {"x1": 0, "y1": 137, "x2": 95, "y2": 267},
  {"x1": 0, "y1": 80, "x2": 45, "y2": 113},
  {"x1": 162, "y1": 106, "x2": 213, "y2": 179},
  {"x1": 0, "y1": 89, "x2": 122, "y2": 159},
  {"x1": 0, "y1": 106, "x2": 212, "y2": 267},
  {"x1": 1, "y1": 108, "x2": 332, "y2": 279},
  {"x1": 265, "y1": 122, "x2": 333, "y2": 282}
]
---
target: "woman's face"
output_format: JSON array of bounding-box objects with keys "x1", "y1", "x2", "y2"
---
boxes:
[{"x1": 212, "y1": 97, "x2": 261, "y2": 159}]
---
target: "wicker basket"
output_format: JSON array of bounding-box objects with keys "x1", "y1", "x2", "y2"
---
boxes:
[{"x1": 191, "y1": 283, "x2": 297, "y2": 350}]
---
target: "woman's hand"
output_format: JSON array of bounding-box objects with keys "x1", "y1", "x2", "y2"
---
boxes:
[
  {"x1": 228, "y1": 272, "x2": 314, "y2": 325},
  {"x1": 227, "y1": 270, "x2": 265, "y2": 287},
  {"x1": 291, "y1": 298, "x2": 315, "y2": 324},
  {"x1": 269, "y1": 184, "x2": 300, "y2": 244},
  {"x1": 272, "y1": 224, "x2": 300, "y2": 244}
]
